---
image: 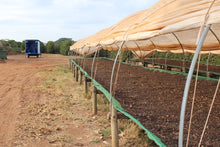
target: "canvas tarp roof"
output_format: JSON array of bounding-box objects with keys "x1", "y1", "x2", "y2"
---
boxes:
[{"x1": 70, "y1": 0, "x2": 220, "y2": 57}]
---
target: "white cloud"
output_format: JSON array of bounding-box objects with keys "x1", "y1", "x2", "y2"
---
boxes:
[{"x1": 0, "y1": 0, "x2": 159, "y2": 42}]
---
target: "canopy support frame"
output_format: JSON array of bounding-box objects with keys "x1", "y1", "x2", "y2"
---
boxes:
[
  {"x1": 172, "y1": 32, "x2": 186, "y2": 72},
  {"x1": 110, "y1": 40, "x2": 125, "y2": 147},
  {"x1": 178, "y1": 24, "x2": 211, "y2": 147},
  {"x1": 165, "y1": 51, "x2": 169, "y2": 70},
  {"x1": 91, "y1": 46, "x2": 101, "y2": 79},
  {"x1": 149, "y1": 40, "x2": 157, "y2": 67}
]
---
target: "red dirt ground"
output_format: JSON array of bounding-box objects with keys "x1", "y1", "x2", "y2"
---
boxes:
[
  {"x1": 0, "y1": 55, "x2": 69, "y2": 146},
  {"x1": 1, "y1": 55, "x2": 117, "y2": 147},
  {"x1": 76, "y1": 58, "x2": 219, "y2": 147}
]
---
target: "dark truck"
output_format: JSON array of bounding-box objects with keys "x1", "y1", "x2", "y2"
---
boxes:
[{"x1": 25, "y1": 40, "x2": 41, "y2": 58}]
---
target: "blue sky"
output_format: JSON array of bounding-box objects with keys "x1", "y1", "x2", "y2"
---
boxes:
[{"x1": 0, "y1": 0, "x2": 159, "y2": 43}]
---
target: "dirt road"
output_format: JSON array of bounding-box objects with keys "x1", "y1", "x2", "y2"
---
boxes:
[{"x1": 0, "y1": 54, "x2": 68, "y2": 146}]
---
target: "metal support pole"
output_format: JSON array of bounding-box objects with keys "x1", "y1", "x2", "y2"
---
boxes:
[
  {"x1": 110, "y1": 40, "x2": 125, "y2": 147},
  {"x1": 76, "y1": 67, "x2": 79, "y2": 82},
  {"x1": 178, "y1": 25, "x2": 211, "y2": 147},
  {"x1": 92, "y1": 85, "x2": 97, "y2": 115}
]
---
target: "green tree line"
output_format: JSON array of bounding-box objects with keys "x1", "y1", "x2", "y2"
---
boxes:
[{"x1": 0, "y1": 38, "x2": 75, "y2": 56}]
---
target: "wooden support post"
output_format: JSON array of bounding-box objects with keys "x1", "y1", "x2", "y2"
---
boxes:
[
  {"x1": 71, "y1": 62, "x2": 73, "y2": 73},
  {"x1": 92, "y1": 85, "x2": 97, "y2": 115},
  {"x1": 111, "y1": 105, "x2": 119, "y2": 147},
  {"x1": 182, "y1": 66, "x2": 186, "y2": 73},
  {"x1": 76, "y1": 67, "x2": 79, "y2": 82},
  {"x1": 73, "y1": 64, "x2": 76, "y2": 78},
  {"x1": 69, "y1": 59, "x2": 71, "y2": 69},
  {"x1": 80, "y1": 71, "x2": 83, "y2": 85},
  {"x1": 206, "y1": 71, "x2": 210, "y2": 78},
  {"x1": 85, "y1": 77, "x2": 88, "y2": 94},
  {"x1": 164, "y1": 65, "x2": 168, "y2": 70}
]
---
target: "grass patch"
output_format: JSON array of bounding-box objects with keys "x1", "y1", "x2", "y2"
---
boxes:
[
  {"x1": 90, "y1": 140, "x2": 101, "y2": 144},
  {"x1": 101, "y1": 126, "x2": 111, "y2": 140},
  {"x1": 58, "y1": 136, "x2": 73, "y2": 143}
]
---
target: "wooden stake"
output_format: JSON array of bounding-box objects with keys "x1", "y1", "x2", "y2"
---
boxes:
[
  {"x1": 182, "y1": 66, "x2": 186, "y2": 73},
  {"x1": 71, "y1": 62, "x2": 73, "y2": 73},
  {"x1": 111, "y1": 105, "x2": 119, "y2": 147},
  {"x1": 76, "y1": 67, "x2": 79, "y2": 82},
  {"x1": 73, "y1": 64, "x2": 76, "y2": 78},
  {"x1": 69, "y1": 59, "x2": 71, "y2": 69},
  {"x1": 92, "y1": 85, "x2": 97, "y2": 115},
  {"x1": 80, "y1": 71, "x2": 83, "y2": 85},
  {"x1": 206, "y1": 71, "x2": 210, "y2": 78},
  {"x1": 164, "y1": 65, "x2": 168, "y2": 70},
  {"x1": 85, "y1": 77, "x2": 88, "y2": 94}
]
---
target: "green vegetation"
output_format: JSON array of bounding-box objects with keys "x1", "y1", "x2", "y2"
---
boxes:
[
  {"x1": 151, "y1": 51, "x2": 220, "y2": 65},
  {"x1": 0, "y1": 38, "x2": 75, "y2": 56},
  {"x1": 87, "y1": 49, "x2": 134, "y2": 62},
  {"x1": 85, "y1": 49, "x2": 219, "y2": 65},
  {"x1": 46, "y1": 41, "x2": 55, "y2": 53},
  {"x1": 0, "y1": 39, "x2": 22, "y2": 55}
]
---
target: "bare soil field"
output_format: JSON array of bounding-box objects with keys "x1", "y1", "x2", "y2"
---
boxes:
[
  {"x1": 0, "y1": 55, "x2": 115, "y2": 147},
  {"x1": 77, "y1": 58, "x2": 219, "y2": 146}
]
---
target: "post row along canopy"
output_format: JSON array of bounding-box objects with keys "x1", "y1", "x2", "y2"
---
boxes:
[{"x1": 70, "y1": 0, "x2": 220, "y2": 58}]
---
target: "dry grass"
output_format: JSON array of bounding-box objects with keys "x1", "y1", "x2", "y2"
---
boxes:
[
  {"x1": 96, "y1": 94, "x2": 156, "y2": 146},
  {"x1": 15, "y1": 65, "x2": 156, "y2": 147}
]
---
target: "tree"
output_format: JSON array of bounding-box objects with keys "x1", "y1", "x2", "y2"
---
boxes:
[
  {"x1": 46, "y1": 41, "x2": 55, "y2": 53},
  {"x1": 40, "y1": 42, "x2": 46, "y2": 53},
  {"x1": 21, "y1": 41, "x2": 25, "y2": 51},
  {"x1": 60, "y1": 40, "x2": 73, "y2": 55},
  {"x1": 54, "y1": 44, "x2": 61, "y2": 54}
]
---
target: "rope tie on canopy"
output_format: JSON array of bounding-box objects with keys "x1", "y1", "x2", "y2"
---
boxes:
[
  {"x1": 198, "y1": 77, "x2": 220, "y2": 147},
  {"x1": 134, "y1": 41, "x2": 144, "y2": 60},
  {"x1": 196, "y1": 0, "x2": 216, "y2": 44}
]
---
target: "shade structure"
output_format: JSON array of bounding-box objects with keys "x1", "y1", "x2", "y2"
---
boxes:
[{"x1": 70, "y1": 0, "x2": 220, "y2": 57}]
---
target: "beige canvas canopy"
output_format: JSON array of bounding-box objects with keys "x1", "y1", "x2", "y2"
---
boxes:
[{"x1": 70, "y1": 0, "x2": 220, "y2": 57}]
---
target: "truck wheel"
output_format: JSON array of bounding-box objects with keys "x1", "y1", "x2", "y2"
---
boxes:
[
  {"x1": 37, "y1": 55, "x2": 39, "y2": 58},
  {"x1": 28, "y1": 55, "x2": 29, "y2": 58}
]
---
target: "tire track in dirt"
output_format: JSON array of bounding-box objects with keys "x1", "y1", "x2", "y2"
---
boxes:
[{"x1": 0, "y1": 70, "x2": 35, "y2": 146}]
